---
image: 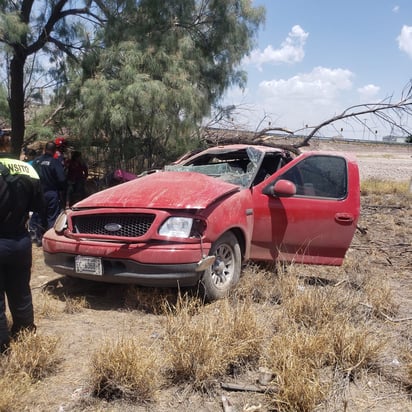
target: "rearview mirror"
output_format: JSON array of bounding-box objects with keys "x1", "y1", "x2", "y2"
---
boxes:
[{"x1": 263, "y1": 179, "x2": 296, "y2": 197}]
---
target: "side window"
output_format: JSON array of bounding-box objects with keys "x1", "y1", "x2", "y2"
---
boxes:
[{"x1": 280, "y1": 155, "x2": 348, "y2": 199}]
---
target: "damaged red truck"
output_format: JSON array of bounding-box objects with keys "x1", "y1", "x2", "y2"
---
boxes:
[{"x1": 42, "y1": 144, "x2": 360, "y2": 301}]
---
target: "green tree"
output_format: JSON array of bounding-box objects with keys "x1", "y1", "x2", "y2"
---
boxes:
[
  {"x1": 0, "y1": 0, "x2": 264, "y2": 163},
  {"x1": 0, "y1": 0, "x2": 107, "y2": 155},
  {"x1": 0, "y1": 83, "x2": 8, "y2": 124},
  {"x1": 63, "y1": 0, "x2": 265, "y2": 169}
]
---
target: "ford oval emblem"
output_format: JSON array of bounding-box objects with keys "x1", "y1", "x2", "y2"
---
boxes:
[{"x1": 104, "y1": 223, "x2": 122, "y2": 232}]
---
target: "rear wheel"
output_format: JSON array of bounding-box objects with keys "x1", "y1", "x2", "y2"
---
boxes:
[{"x1": 199, "y1": 232, "x2": 241, "y2": 301}]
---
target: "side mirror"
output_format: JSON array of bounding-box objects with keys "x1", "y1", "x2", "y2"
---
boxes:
[{"x1": 263, "y1": 179, "x2": 296, "y2": 197}]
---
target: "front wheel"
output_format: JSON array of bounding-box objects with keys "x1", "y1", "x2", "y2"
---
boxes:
[{"x1": 199, "y1": 232, "x2": 241, "y2": 301}]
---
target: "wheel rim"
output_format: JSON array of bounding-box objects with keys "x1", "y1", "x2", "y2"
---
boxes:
[{"x1": 210, "y1": 243, "x2": 234, "y2": 288}]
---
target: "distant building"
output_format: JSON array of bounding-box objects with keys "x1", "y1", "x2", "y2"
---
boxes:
[{"x1": 382, "y1": 135, "x2": 408, "y2": 143}]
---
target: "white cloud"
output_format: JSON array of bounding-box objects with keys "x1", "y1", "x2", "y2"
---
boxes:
[
  {"x1": 222, "y1": 67, "x2": 354, "y2": 132},
  {"x1": 259, "y1": 67, "x2": 353, "y2": 103},
  {"x1": 357, "y1": 84, "x2": 380, "y2": 101},
  {"x1": 393, "y1": 5, "x2": 400, "y2": 13},
  {"x1": 244, "y1": 25, "x2": 309, "y2": 68},
  {"x1": 397, "y1": 25, "x2": 412, "y2": 58}
]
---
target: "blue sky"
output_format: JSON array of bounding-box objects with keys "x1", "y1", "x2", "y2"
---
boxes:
[{"x1": 221, "y1": 0, "x2": 412, "y2": 140}]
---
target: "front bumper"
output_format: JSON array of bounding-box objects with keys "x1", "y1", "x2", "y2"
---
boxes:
[
  {"x1": 43, "y1": 251, "x2": 201, "y2": 287},
  {"x1": 42, "y1": 229, "x2": 212, "y2": 287}
]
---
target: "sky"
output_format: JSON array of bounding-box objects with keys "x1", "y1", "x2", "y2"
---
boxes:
[{"x1": 221, "y1": 0, "x2": 412, "y2": 140}]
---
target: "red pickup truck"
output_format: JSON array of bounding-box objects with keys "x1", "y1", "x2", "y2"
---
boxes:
[{"x1": 42, "y1": 144, "x2": 360, "y2": 300}]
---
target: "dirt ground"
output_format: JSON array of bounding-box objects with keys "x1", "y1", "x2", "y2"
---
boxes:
[{"x1": 21, "y1": 142, "x2": 412, "y2": 411}]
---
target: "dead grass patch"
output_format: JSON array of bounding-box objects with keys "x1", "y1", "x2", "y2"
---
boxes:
[
  {"x1": 124, "y1": 285, "x2": 179, "y2": 314},
  {"x1": 233, "y1": 263, "x2": 280, "y2": 302},
  {"x1": 2, "y1": 330, "x2": 60, "y2": 381},
  {"x1": 163, "y1": 295, "x2": 264, "y2": 389},
  {"x1": 0, "y1": 372, "x2": 32, "y2": 412},
  {"x1": 328, "y1": 322, "x2": 384, "y2": 377},
  {"x1": 344, "y1": 268, "x2": 399, "y2": 319},
  {"x1": 283, "y1": 285, "x2": 360, "y2": 329},
  {"x1": 361, "y1": 178, "x2": 409, "y2": 195},
  {"x1": 89, "y1": 336, "x2": 162, "y2": 403},
  {"x1": 265, "y1": 330, "x2": 329, "y2": 411},
  {"x1": 63, "y1": 295, "x2": 90, "y2": 314},
  {"x1": 34, "y1": 290, "x2": 61, "y2": 319}
]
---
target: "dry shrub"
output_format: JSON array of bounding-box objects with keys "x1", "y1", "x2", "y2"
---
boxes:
[
  {"x1": 345, "y1": 269, "x2": 399, "y2": 319},
  {"x1": 266, "y1": 330, "x2": 329, "y2": 411},
  {"x1": 163, "y1": 295, "x2": 264, "y2": 389},
  {"x1": 34, "y1": 290, "x2": 60, "y2": 319},
  {"x1": 283, "y1": 284, "x2": 361, "y2": 329},
  {"x1": 328, "y1": 322, "x2": 384, "y2": 377},
  {"x1": 3, "y1": 330, "x2": 60, "y2": 381},
  {"x1": 124, "y1": 285, "x2": 178, "y2": 314},
  {"x1": 362, "y1": 277, "x2": 399, "y2": 319},
  {"x1": 63, "y1": 295, "x2": 90, "y2": 314},
  {"x1": 267, "y1": 325, "x2": 330, "y2": 370},
  {"x1": 233, "y1": 263, "x2": 279, "y2": 302},
  {"x1": 361, "y1": 178, "x2": 409, "y2": 195},
  {"x1": 234, "y1": 263, "x2": 302, "y2": 304},
  {"x1": 406, "y1": 351, "x2": 412, "y2": 388},
  {"x1": 89, "y1": 336, "x2": 162, "y2": 402},
  {"x1": 0, "y1": 372, "x2": 32, "y2": 412}
]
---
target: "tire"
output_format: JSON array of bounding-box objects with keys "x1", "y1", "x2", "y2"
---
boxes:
[{"x1": 199, "y1": 232, "x2": 241, "y2": 301}]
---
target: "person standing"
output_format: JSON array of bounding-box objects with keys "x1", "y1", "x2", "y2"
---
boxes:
[
  {"x1": 0, "y1": 131, "x2": 46, "y2": 353},
  {"x1": 66, "y1": 150, "x2": 89, "y2": 207},
  {"x1": 54, "y1": 136, "x2": 68, "y2": 168},
  {"x1": 33, "y1": 141, "x2": 67, "y2": 230}
]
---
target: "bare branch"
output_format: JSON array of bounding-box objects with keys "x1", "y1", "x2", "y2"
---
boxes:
[
  {"x1": 206, "y1": 81, "x2": 412, "y2": 155},
  {"x1": 296, "y1": 90, "x2": 412, "y2": 148}
]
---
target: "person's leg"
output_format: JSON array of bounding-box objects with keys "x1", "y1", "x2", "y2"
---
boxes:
[
  {"x1": 0, "y1": 240, "x2": 12, "y2": 352},
  {"x1": 0, "y1": 287, "x2": 10, "y2": 353},
  {"x1": 45, "y1": 190, "x2": 60, "y2": 229},
  {"x1": 4, "y1": 234, "x2": 35, "y2": 338}
]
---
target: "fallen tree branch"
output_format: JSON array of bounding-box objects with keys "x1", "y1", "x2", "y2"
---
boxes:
[
  {"x1": 379, "y1": 312, "x2": 412, "y2": 323},
  {"x1": 221, "y1": 382, "x2": 270, "y2": 393}
]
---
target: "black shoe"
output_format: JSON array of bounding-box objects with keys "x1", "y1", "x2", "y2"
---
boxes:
[{"x1": 0, "y1": 340, "x2": 10, "y2": 355}]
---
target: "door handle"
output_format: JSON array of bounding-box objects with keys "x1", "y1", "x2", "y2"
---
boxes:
[{"x1": 335, "y1": 213, "x2": 354, "y2": 224}]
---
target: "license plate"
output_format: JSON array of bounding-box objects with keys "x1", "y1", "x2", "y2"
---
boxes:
[{"x1": 75, "y1": 256, "x2": 103, "y2": 276}]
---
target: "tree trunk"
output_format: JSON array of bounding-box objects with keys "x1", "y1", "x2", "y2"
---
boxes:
[{"x1": 9, "y1": 52, "x2": 27, "y2": 157}]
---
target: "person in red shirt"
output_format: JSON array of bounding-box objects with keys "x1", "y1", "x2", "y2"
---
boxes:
[
  {"x1": 54, "y1": 137, "x2": 68, "y2": 168},
  {"x1": 66, "y1": 150, "x2": 88, "y2": 207}
]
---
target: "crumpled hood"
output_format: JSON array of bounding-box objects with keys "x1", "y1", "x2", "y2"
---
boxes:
[{"x1": 75, "y1": 171, "x2": 240, "y2": 210}]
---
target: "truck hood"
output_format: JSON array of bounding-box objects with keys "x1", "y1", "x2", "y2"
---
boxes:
[{"x1": 75, "y1": 171, "x2": 240, "y2": 210}]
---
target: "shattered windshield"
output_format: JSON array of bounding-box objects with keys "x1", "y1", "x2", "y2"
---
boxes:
[{"x1": 165, "y1": 147, "x2": 264, "y2": 188}]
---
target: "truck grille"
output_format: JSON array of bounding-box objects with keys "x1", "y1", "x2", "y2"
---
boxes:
[{"x1": 71, "y1": 213, "x2": 155, "y2": 238}]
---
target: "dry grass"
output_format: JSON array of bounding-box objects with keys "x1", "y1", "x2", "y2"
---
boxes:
[
  {"x1": 258, "y1": 267, "x2": 388, "y2": 411},
  {"x1": 0, "y1": 330, "x2": 60, "y2": 411},
  {"x1": 34, "y1": 289, "x2": 61, "y2": 319},
  {"x1": 163, "y1": 294, "x2": 264, "y2": 389},
  {"x1": 63, "y1": 295, "x2": 90, "y2": 314},
  {"x1": 361, "y1": 178, "x2": 409, "y2": 195},
  {"x1": 328, "y1": 322, "x2": 384, "y2": 375},
  {"x1": 0, "y1": 372, "x2": 33, "y2": 412},
  {"x1": 124, "y1": 285, "x2": 179, "y2": 314},
  {"x1": 89, "y1": 336, "x2": 162, "y2": 402},
  {"x1": 2, "y1": 330, "x2": 60, "y2": 381},
  {"x1": 406, "y1": 351, "x2": 412, "y2": 388},
  {"x1": 13, "y1": 183, "x2": 411, "y2": 411}
]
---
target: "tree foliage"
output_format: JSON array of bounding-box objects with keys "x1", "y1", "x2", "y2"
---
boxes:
[
  {"x1": 0, "y1": 0, "x2": 107, "y2": 155},
  {"x1": 63, "y1": 0, "x2": 265, "y2": 169},
  {"x1": 0, "y1": 0, "x2": 265, "y2": 163}
]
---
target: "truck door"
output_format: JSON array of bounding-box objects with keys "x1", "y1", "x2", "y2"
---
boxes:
[{"x1": 251, "y1": 153, "x2": 360, "y2": 265}]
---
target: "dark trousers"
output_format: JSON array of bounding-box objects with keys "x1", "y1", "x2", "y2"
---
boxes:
[
  {"x1": 44, "y1": 190, "x2": 61, "y2": 229},
  {"x1": 0, "y1": 233, "x2": 34, "y2": 351}
]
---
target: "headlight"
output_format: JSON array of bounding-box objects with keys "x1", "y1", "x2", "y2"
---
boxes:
[
  {"x1": 159, "y1": 217, "x2": 193, "y2": 238},
  {"x1": 54, "y1": 211, "x2": 68, "y2": 234}
]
